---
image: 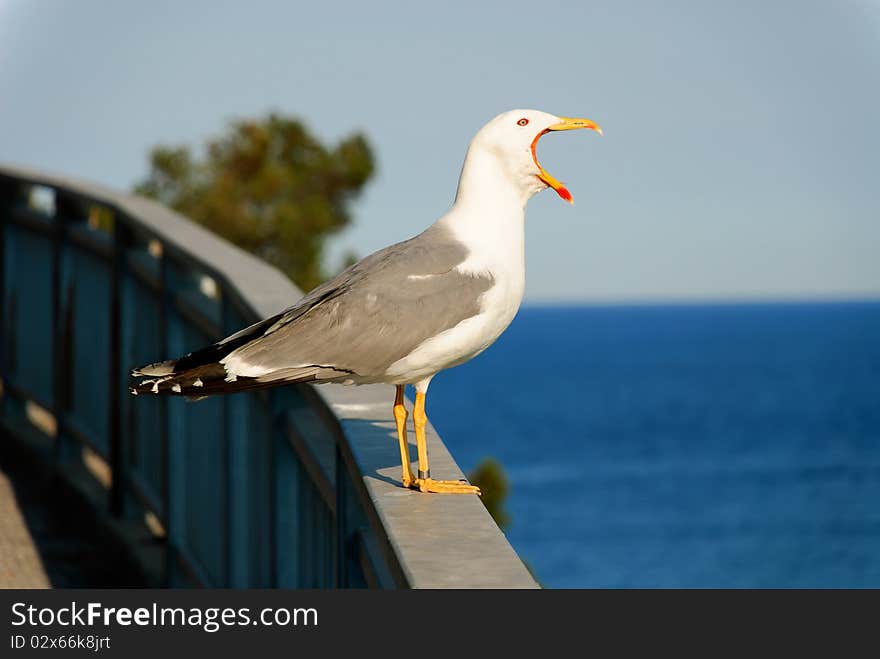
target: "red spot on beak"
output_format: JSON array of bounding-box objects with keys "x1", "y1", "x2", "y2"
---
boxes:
[{"x1": 556, "y1": 187, "x2": 572, "y2": 203}]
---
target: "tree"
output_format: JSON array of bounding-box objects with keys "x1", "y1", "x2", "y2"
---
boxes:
[
  {"x1": 468, "y1": 457, "x2": 511, "y2": 530},
  {"x1": 134, "y1": 114, "x2": 375, "y2": 291}
]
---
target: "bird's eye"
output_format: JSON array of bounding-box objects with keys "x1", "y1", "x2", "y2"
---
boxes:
[{"x1": 517, "y1": 118, "x2": 529, "y2": 126}]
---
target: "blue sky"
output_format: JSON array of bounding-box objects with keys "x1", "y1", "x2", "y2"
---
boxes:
[{"x1": 1, "y1": 0, "x2": 878, "y2": 302}]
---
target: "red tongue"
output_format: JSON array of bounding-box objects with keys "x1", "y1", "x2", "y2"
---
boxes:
[{"x1": 556, "y1": 186, "x2": 572, "y2": 203}]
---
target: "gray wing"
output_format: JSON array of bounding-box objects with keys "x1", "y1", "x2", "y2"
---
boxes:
[{"x1": 222, "y1": 223, "x2": 493, "y2": 382}]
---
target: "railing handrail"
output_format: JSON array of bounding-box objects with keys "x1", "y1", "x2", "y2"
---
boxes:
[{"x1": 0, "y1": 161, "x2": 538, "y2": 589}]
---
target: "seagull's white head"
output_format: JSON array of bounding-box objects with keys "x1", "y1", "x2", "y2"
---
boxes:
[{"x1": 460, "y1": 109, "x2": 602, "y2": 206}]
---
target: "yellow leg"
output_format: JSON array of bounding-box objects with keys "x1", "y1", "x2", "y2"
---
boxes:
[
  {"x1": 393, "y1": 385, "x2": 415, "y2": 488},
  {"x1": 412, "y1": 391, "x2": 481, "y2": 495}
]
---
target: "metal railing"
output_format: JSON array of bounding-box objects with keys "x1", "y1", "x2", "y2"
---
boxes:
[{"x1": 0, "y1": 163, "x2": 538, "y2": 589}]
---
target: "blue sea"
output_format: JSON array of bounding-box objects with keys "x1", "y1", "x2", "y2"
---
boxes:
[{"x1": 427, "y1": 301, "x2": 880, "y2": 588}]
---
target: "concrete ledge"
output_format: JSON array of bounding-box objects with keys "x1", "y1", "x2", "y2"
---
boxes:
[{"x1": 321, "y1": 384, "x2": 538, "y2": 588}]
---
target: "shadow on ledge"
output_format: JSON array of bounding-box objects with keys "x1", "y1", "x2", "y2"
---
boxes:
[{"x1": 0, "y1": 429, "x2": 149, "y2": 587}]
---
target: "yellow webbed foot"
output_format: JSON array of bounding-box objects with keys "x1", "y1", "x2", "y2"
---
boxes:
[{"x1": 414, "y1": 478, "x2": 481, "y2": 495}]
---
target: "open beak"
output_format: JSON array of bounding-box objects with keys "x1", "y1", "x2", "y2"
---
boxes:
[{"x1": 532, "y1": 117, "x2": 602, "y2": 204}]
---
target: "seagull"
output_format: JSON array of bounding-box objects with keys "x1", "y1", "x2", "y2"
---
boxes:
[{"x1": 131, "y1": 109, "x2": 602, "y2": 494}]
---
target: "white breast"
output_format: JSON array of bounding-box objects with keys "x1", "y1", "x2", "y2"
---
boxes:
[{"x1": 384, "y1": 203, "x2": 526, "y2": 385}]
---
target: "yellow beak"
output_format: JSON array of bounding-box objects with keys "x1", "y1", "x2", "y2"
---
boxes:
[
  {"x1": 533, "y1": 117, "x2": 603, "y2": 204},
  {"x1": 548, "y1": 117, "x2": 604, "y2": 135}
]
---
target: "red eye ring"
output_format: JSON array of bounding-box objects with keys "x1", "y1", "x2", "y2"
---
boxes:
[{"x1": 517, "y1": 118, "x2": 529, "y2": 126}]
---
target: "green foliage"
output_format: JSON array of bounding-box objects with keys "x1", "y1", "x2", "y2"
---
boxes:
[
  {"x1": 134, "y1": 114, "x2": 375, "y2": 291},
  {"x1": 468, "y1": 457, "x2": 511, "y2": 530}
]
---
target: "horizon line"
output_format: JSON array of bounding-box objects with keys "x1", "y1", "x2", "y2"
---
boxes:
[{"x1": 521, "y1": 294, "x2": 880, "y2": 308}]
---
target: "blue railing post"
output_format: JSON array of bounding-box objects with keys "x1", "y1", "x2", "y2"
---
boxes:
[
  {"x1": 273, "y1": 389, "x2": 308, "y2": 587},
  {"x1": 108, "y1": 216, "x2": 129, "y2": 517},
  {"x1": 52, "y1": 190, "x2": 83, "y2": 464},
  {"x1": 159, "y1": 248, "x2": 183, "y2": 587},
  {"x1": 224, "y1": 392, "x2": 250, "y2": 586},
  {"x1": 335, "y1": 443, "x2": 347, "y2": 587},
  {"x1": 0, "y1": 180, "x2": 15, "y2": 412},
  {"x1": 0, "y1": 179, "x2": 18, "y2": 418},
  {"x1": 223, "y1": 297, "x2": 250, "y2": 587}
]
